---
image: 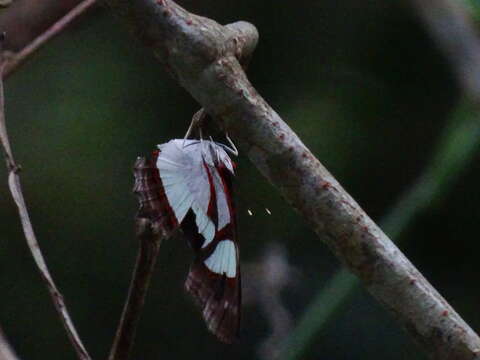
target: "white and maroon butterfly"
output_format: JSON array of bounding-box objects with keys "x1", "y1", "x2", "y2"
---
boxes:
[{"x1": 133, "y1": 138, "x2": 240, "y2": 343}]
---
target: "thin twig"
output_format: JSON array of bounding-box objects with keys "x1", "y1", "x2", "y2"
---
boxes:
[
  {"x1": 0, "y1": 35, "x2": 91, "y2": 360},
  {"x1": 105, "y1": 1, "x2": 480, "y2": 358},
  {"x1": 0, "y1": 326, "x2": 20, "y2": 360},
  {"x1": 1, "y1": 0, "x2": 97, "y2": 79},
  {"x1": 107, "y1": 216, "x2": 163, "y2": 360}
]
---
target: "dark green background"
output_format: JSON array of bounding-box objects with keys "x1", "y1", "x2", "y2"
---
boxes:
[{"x1": 1, "y1": 1, "x2": 479, "y2": 359}]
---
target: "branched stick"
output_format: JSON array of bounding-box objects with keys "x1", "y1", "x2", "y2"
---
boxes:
[
  {"x1": 0, "y1": 35, "x2": 91, "y2": 360},
  {"x1": 1, "y1": 0, "x2": 97, "y2": 79},
  {"x1": 0, "y1": 326, "x2": 20, "y2": 360},
  {"x1": 105, "y1": 1, "x2": 480, "y2": 359},
  {"x1": 108, "y1": 217, "x2": 163, "y2": 360}
]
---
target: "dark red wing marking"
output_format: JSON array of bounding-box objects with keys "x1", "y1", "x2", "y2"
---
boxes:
[
  {"x1": 203, "y1": 161, "x2": 218, "y2": 227},
  {"x1": 133, "y1": 155, "x2": 178, "y2": 235},
  {"x1": 184, "y1": 159, "x2": 241, "y2": 344},
  {"x1": 216, "y1": 162, "x2": 236, "y2": 226},
  {"x1": 185, "y1": 261, "x2": 241, "y2": 343}
]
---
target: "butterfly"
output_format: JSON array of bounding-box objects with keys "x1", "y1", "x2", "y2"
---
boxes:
[{"x1": 133, "y1": 138, "x2": 241, "y2": 343}]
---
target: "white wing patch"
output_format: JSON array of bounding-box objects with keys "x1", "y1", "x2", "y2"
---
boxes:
[
  {"x1": 192, "y1": 202, "x2": 216, "y2": 246},
  {"x1": 204, "y1": 240, "x2": 237, "y2": 278},
  {"x1": 157, "y1": 140, "x2": 215, "y2": 244},
  {"x1": 156, "y1": 139, "x2": 235, "y2": 248}
]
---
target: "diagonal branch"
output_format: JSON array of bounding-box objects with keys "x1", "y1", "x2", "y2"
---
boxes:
[
  {"x1": 0, "y1": 326, "x2": 20, "y2": 360},
  {"x1": 0, "y1": 35, "x2": 91, "y2": 360},
  {"x1": 281, "y1": 100, "x2": 480, "y2": 360},
  {"x1": 1, "y1": 0, "x2": 97, "y2": 79},
  {"x1": 105, "y1": 1, "x2": 480, "y2": 359}
]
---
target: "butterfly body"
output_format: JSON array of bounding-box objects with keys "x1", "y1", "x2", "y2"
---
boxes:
[{"x1": 134, "y1": 139, "x2": 240, "y2": 343}]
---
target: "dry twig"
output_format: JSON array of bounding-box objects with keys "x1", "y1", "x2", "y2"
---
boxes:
[
  {"x1": 108, "y1": 214, "x2": 163, "y2": 360},
  {"x1": 1, "y1": 0, "x2": 97, "y2": 78},
  {"x1": 0, "y1": 326, "x2": 20, "y2": 360},
  {"x1": 0, "y1": 34, "x2": 91, "y2": 360},
  {"x1": 104, "y1": 1, "x2": 480, "y2": 358}
]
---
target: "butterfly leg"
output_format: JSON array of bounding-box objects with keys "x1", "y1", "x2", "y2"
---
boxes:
[{"x1": 184, "y1": 108, "x2": 207, "y2": 146}]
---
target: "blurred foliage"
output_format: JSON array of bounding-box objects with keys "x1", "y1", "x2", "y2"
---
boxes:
[
  {"x1": 467, "y1": 0, "x2": 480, "y2": 22},
  {"x1": 1, "y1": 1, "x2": 479, "y2": 360}
]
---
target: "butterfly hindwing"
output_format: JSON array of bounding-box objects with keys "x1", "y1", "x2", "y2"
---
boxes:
[{"x1": 183, "y1": 142, "x2": 240, "y2": 343}]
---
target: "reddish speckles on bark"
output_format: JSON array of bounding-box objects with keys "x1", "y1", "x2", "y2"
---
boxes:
[
  {"x1": 186, "y1": 18, "x2": 193, "y2": 25},
  {"x1": 272, "y1": 122, "x2": 278, "y2": 127},
  {"x1": 442, "y1": 310, "x2": 449, "y2": 317},
  {"x1": 279, "y1": 133, "x2": 285, "y2": 140},
  {"x1": 321, "y1": 181, "x2": 332, "y2": 190},
  {"x1": 302, "y1": 152, "x2": 308, "y2": 158},
  {"x1": 409, "y1": 278, "x2": 417, "y2": 285},
  {"x1": 156, "y1": 0, "x2": 164, "y2": 5}
]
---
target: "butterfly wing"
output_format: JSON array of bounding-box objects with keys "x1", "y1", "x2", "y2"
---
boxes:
[
  {"x1": 185, "y1": 256, "x2": 241, "y2": 343},
  {"x1": 184, "y1": 153, "x2": 241, "y2": 343},
  {"x1": 133, "y1": 156, "x2": 179, "y2": 235},
  {"x1": 156, "y1": 139, "x2": 216, "y2": 246},
  {"x1": 134, "y1": 139, "x2": 241, "y2": 343}
]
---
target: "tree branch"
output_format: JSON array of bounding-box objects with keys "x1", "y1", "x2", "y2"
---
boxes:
[
  {"x1": 281, "y1": 99, "x2": 480, "y2": 360},
  {"x1": 108, "y1": 206, "x2": 163, "y2": 360},
  {"x1": 0, "y1": 326, "x2": 20, "y2": 360},
  {"x1": 0, "y1": 35, "x2": 91, "y2": 360},
  {"x1": 104, "y1": 1, "x2": 480, "y2": 359},
  {"x1": 1, "y1": 0, "x2": 97, "y2": 79}
]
